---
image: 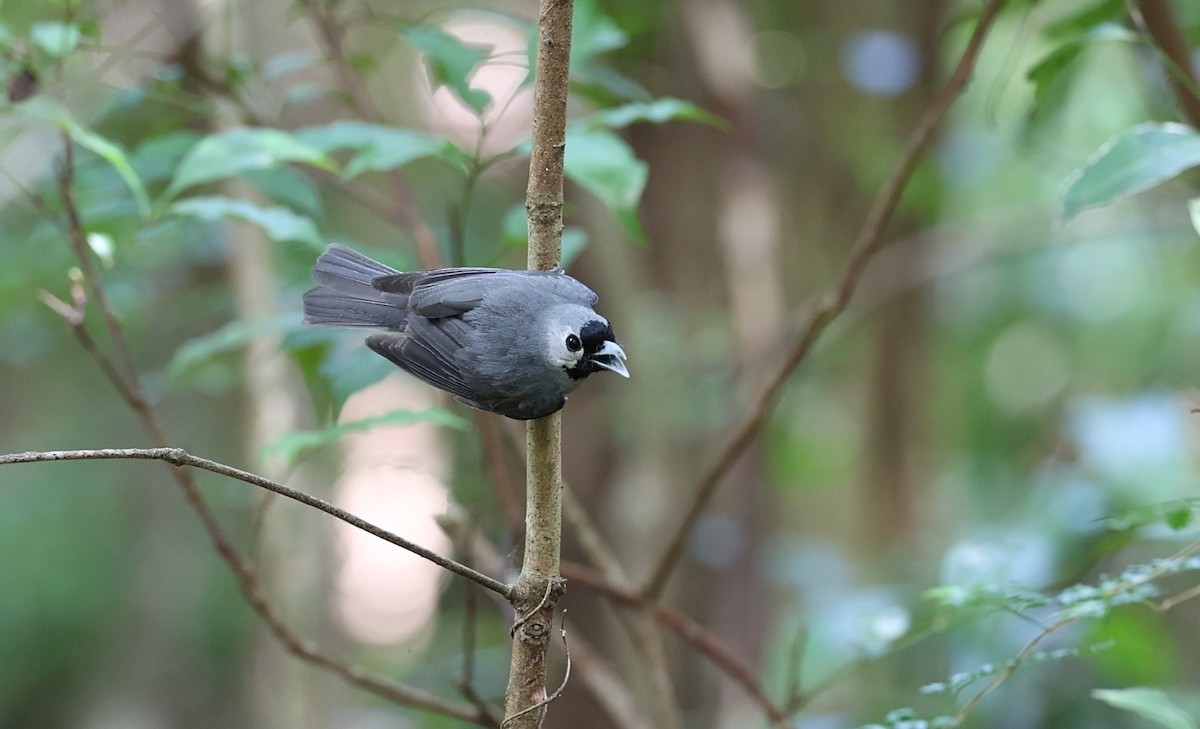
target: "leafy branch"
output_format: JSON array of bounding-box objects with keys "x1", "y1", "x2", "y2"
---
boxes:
[{"x1": 24, "y1": 121, "x2": 500, "y2": 726}]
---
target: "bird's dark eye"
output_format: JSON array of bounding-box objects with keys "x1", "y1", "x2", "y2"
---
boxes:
[{"x1": 565, "y1": 334, "x2": 582, "y2": 352}]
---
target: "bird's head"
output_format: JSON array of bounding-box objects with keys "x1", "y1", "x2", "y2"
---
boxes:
[{"x1": 545, "y1": 307, "x2": 629, "y2": 381}]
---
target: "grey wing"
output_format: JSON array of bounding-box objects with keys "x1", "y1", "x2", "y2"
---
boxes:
[
  {"x1": 405, "y1": 269, "x2": 598, "y2": 318},
  {"x1": 365, "y1": 316, "x2": 488, "y2": 407},
  {"x1": 373, "y1": 268, "x2": 501, "y2": 301}
]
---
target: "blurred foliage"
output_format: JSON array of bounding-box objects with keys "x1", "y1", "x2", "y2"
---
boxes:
[{"x1": 1, "y1": 0, "x2": 1200, "y2": 728}]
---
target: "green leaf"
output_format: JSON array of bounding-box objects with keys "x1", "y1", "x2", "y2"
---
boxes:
[
  {"x1": 1166, "y1": 505, "x2": 1193, "y2": 531},
  {"x1": 308, "y1": 338, "x2": 399, "y2": 418},
  {"x1": 1190, "y1": 198, "x2": 1200, "y2": 239},
  {"x1": 1043, "y1": 0, "x2": 1124, "y2": 38},
  {"x1": 295, "y1": 120, "x2": 450, "y2": 177},
  {"x1": 586, "y1": 98, "x2": 726, "y2": 130},
  {"x1": 169, "y1": 196, "x2": 322, "y2": 247},
  {"x1": 400, "y1": 25, "x2": 492, "y2": 114},
  {"x1": 17, "y1": 97, "x2": 151, "y2": 218},
  {"x1": 563, "y1": 129, "x2": 648, "y2": 243},
  {"x1": 264, "y1": 408, "x2": 469, "y2": 466},
  {"x1": 164, "y1": 127, "x2": 335, "y2": 200},
  {"x1": 30, "y1": 22, "x2": 81, "y2": 57},
  {"x1": 169, "y1": 315, "x2": 301, "y2": 379},
  {"x1": 570, "y1": 0, "x2": 629, "y2": 67},
  {"x1": 130, "y1": 131, "x2": 203, "y2": 184},
  {"x1": 1093, "y1": 688, "x2": 1197, "y2": 729},
  {"x1": 1061, "y1": 123, "x2": 1200, "y2": 220},
  {"x1": 571, "y1": 65, "x2": 653, "y2": 105},
  {"x1": 242, "y1": 167, "x2": 323, "y2": 216},
  {"x1": 1027, "y1": 23, "x2": 1136, "y2": 106}
]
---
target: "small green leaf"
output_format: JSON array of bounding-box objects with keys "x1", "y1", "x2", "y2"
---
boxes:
[
  {"x1": 401, "y1": 25, "x2": 492, "y2": 114},
  {"x1": 131, "y1": 131, "x2": 203, "y2": 184},
  {"x1": 30, "y1": 22, "x2": 81, "y2": 57},
  {"x1": 170, "y1": 196, "x2": 322, "y2": 247},
  {"x1": 1027, "y1": 23, "x2": 1135, "y2": 104},
  {"x1": 17, "y1": 97, "x2": 151, "y2": 218},
  {"x1": 264, "y1": 408, "x2": 469, "y2": 466},
  {"x1": 164, "y1": 127, "x2": 335, "y2": 200},
  {"x1": 242, "y1": 167, "x2": 324, "y2": 217},
  {"x1": 1043, "y1": 0, "x2": 1124, "y2": 38},
  {"x1": 296, "y1": 120, "x2": 450, "y2": 177},
  {"x1": 169, "y1": 315, "x2": 301, "y2": 379},
  {"x1": 1061, "y1": 123, "x2": 1200, "y2": 220},
  {"x1": 570, "y1": 0, "x2": 628, "y2": 67},
  {"x1": 1166, "y1": 505, "x2": 1193, "y2": 531},
  {"x1": 313, "y1": 339, "x2": 400, "y2": 417},
  {"x1": 587, "y1": 98, "x2": 725, "y2": 130},
  {"x1": 1093, "y1": 688, "x2": 1197, "y2": 729},
  {"x1": 571, "y1": 65, "x2": 653, "y2": 105},
  {"x1": 563, "y1": 129, "x2": 648, "y2": 243}
]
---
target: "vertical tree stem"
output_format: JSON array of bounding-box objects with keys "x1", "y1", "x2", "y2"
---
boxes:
[{"x1": 504, "y1": 0, "x2": 573, "y2": 725}]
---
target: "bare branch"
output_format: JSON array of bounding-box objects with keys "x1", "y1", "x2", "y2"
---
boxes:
[
  {"x1": 642, "y1": 0, "x2": 1012, "y2": 600},
  {"x1": 563, "y1": 562, "x2": 788, "y2": 727},
  {"x1": 1159, "y1": 582, "x2": 1200, "y2": 613},
  {"x1": 0, "y1": 448, "x2": 512, "y2": 596}
]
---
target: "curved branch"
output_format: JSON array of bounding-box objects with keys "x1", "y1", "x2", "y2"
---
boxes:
[
  {"x1": 642, "y1": 0, "x2": 1012, "y2": 600},
  {"x1": 0, "y1": 448, "x2": 512, "y2": 597},
  {"x1": 562, "y1": 562, "x2": 789, "y2": 728}
]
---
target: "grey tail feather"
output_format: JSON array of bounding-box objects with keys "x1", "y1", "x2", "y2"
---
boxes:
[{"x1": 302, "y1": 244, "x2": 409, "y2": 329}]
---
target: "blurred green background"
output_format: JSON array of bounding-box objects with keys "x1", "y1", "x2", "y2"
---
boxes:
[{"x1": 2, "y1": 0, "x2": 1200, "y2": 727}]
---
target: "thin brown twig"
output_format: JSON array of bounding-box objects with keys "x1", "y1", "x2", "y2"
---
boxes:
[
  {"x1": 562, "y1": 562, "x2": 789, "y2": 728},
  {"x1": 562, "y1": 486, "x2": 630, "y2": 585},
  {"x1": 57, "y1": 137, "x2": 144, "y2": 396},
  {"x1": 642, "y1": 0, "x2": 1012, "y2": 600},
  {"x1": 39, "y1": 290, "x2": 142, "y2": 410},
  {"x1": 1158, "y1": 582, "x2": 1200, "y2": 613},
  {"x1": 0, "y1": 448, "x2": 512, "y2": 596},
  {"x1": 951, "y1": 618, "x2": 1072, "y2": 724},
  {"x1": 1127, "y1": 0, "x2": 1200, "y2": 128}
]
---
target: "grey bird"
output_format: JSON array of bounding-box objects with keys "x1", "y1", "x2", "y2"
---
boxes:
[{"x1": 302, "y1": 244, "x2": 629, "y2": 420}]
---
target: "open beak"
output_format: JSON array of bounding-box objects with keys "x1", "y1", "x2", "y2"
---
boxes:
[{"x1": 590, "y1": 340, "x2": 630, "y2": 378}]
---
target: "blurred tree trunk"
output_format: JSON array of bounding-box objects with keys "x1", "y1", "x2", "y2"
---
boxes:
[{"x1": 860, "y1": 0, "x2": 946, "y2": 554}]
